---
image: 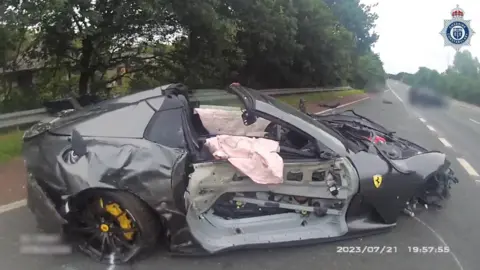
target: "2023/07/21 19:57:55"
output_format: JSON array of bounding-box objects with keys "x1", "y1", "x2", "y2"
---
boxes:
[
  {"x1": 407, "y1": 246, "x2": 450, "y2": 254},
  {"x1": 336, "y1": 246, "x2": 451, "y2": 254}
]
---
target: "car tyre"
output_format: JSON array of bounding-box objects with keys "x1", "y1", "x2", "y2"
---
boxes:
[{"x1": 66, "y1": 190, "x2": 160, "y2": 265}]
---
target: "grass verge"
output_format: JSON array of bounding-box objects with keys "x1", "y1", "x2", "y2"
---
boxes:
[
  {"x1": 0, "y1": 130, "x2": 24, "y2": 164},
  {"x1": 276, "y1": 89, "x2": 364, "y2": 107}
]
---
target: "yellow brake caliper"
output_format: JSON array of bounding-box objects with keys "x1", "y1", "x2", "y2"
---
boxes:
[{"x1": 101, "y1": 198, "x2": 134, "y2": 240}]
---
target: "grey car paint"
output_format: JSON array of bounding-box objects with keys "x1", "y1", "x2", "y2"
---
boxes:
[
  {"x1": 24, "y1": 134, "x2": 187, "y2": 208},
  {"x1": 22, "y1": 86, "x2": 190, "y2": 222}
]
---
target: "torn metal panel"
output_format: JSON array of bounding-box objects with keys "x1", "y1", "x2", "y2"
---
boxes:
[
  {"x1": 185, "y1": 158, "x2": 360, "y2": 254},
  {"x1": 186, "y1": 158, "x2": 358, "y2": 214}
]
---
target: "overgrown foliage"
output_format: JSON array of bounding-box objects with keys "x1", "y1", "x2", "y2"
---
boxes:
[
  {"x1": 0, "y1": 0, "x2": 386, "y2": 113},
  {"x1": 390, "y1": 50, "x2": 480, "y2": 105}
]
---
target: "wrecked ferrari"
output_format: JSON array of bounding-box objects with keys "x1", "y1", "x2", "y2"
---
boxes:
[{"x1": 22, "y1": 83, "x2": 459, "y2": 264}]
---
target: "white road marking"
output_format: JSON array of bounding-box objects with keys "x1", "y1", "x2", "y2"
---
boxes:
[
  {"x1": 469, "y1": 118, "x2": 480, "y2": 125},
  {"x1": 475, "y1": 180, "x2": 480, "y2": 185},
  {"x1": 457, "y1": 158, "x2": 480, "y2": 177},
  {"x1": 426, "y1": 125, "x2": 436, "y2": 132},
  {"x1": 0, "y1": 199, "x2": 27, "y2": 214},
  {"x1": 390, "y1": 89, "x2": 403, "y2": 102},
  {"x1": 315, "y1": 96, "x2": 370, "y2": 115},
  {"x1": 419, "y1": 117, "x2": 426, "y2": 123},
  {"x1": 413, "y1": 217, "x2": 465, "y2": 270},
  {"x1": 386, "y1": 81, "x2": 418, "y2": 118},
  {"x1": 438, "y1": 138, "x2": 452, "y2": 147},
  {"x1": 384, "y1": 89, "x2": 391, "y2": 93}
]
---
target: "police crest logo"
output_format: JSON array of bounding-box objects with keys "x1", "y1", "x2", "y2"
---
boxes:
[
  {"x1": 440, "y1": 5, "x2": 475, "y2": 51},
  {"x1": 373, "y1": 174, "x2": 382, "y2": 188}
]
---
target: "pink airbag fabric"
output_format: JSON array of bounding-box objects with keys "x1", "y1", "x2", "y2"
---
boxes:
[{"x1": 204, "y1": 135, "x2": 284, "y2": 184}]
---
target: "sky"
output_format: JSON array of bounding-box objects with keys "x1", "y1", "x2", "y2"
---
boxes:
[{"x1": 360, "y1": 0, "x2": 480, "y2": 74}]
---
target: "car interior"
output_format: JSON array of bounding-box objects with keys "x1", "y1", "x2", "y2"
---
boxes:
[{"x1": 186, "y1": 103, "x2": 319, "y2": 161}]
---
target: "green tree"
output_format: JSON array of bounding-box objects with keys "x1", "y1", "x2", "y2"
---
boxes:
[
  {"x1": 1, "y1": 0, "x2": 389, "y2": 112},
  {"x1": 20, "y1": 0, "x2": 177, "y2": 95},
  {"x1": 324, "y1": 0, "x2": 379, "y2": 54},
  {"x1": 165, "y1": 0, "x2": 244, "y2": 88},
  {"x1": 412, "y1": 67, "x2": 441, "y2": 89},
  {"x1": 452, "y1": 50, "x2": 480, "y2": 78},
  {"x1": 291, "y1": 0, "x2": 355, "y2": 87},
  {"x1": 227, "y1": 0, "x2": 299, "y2": 88},
  {"x1": 324, "y1": 0, "x2": 385, "y2": 90},
  {"x1": 0, "y1": 0, "x2": 40, "y2": 112},
  {"x1": 353, "y1": 51, "x2": 386, "y2": 91}
]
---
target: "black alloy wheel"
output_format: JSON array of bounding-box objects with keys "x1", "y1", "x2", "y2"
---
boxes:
[{"x1": 65, "y1": 191, "x2": 160, "y2": 264}]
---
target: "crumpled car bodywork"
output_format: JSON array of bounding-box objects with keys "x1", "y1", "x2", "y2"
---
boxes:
[{"x1": 22, "y1": 83, "x2": 459, "y2": 263}]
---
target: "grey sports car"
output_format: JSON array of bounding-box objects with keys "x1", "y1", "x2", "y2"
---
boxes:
[{"x1": 22, "y1": 83, "x2": 458, "y2": 264}]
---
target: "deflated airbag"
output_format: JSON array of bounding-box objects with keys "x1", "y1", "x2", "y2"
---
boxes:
[{"x1": 204, "y1": 135, "x2": 284, "y2": 184}]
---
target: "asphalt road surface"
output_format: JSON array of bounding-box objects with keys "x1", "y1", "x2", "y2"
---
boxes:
[{"x1": 0, "y1": 81, "x2": 479, "y2": 270}]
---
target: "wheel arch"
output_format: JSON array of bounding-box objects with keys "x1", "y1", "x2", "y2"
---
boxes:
[
  {"x1": 61, "y1": 187, "x2": 165, "y2": 264},
  {"x1": 66, "y1": 187, "x2": 163, "y2": 226}
]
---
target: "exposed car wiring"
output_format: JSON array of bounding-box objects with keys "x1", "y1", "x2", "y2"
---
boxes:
[
  {"x1": 342, "y1": 110, "x2": 394, "y2": 132},
  {"x1": 322, "y1": 114, "x2": 434, "y2": 158},
  {"x1": 346, "y1": 129, "x2": 413, "y2": 174},
  {"x1": 318, "y1": 119, "x2": 414, "y2": 175}
]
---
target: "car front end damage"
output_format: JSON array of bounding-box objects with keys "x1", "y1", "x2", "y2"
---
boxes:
[{"x1": 311, "y1": 109, "x2": 459, "y2": 214}]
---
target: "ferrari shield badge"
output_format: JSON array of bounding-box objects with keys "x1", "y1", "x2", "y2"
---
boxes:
[
  {"x1": 373, "y1": 174, "x2": 383, "y2": 188},
  {"x1": 440, "y1": 5, "x2": 475, "y2": 51}
]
